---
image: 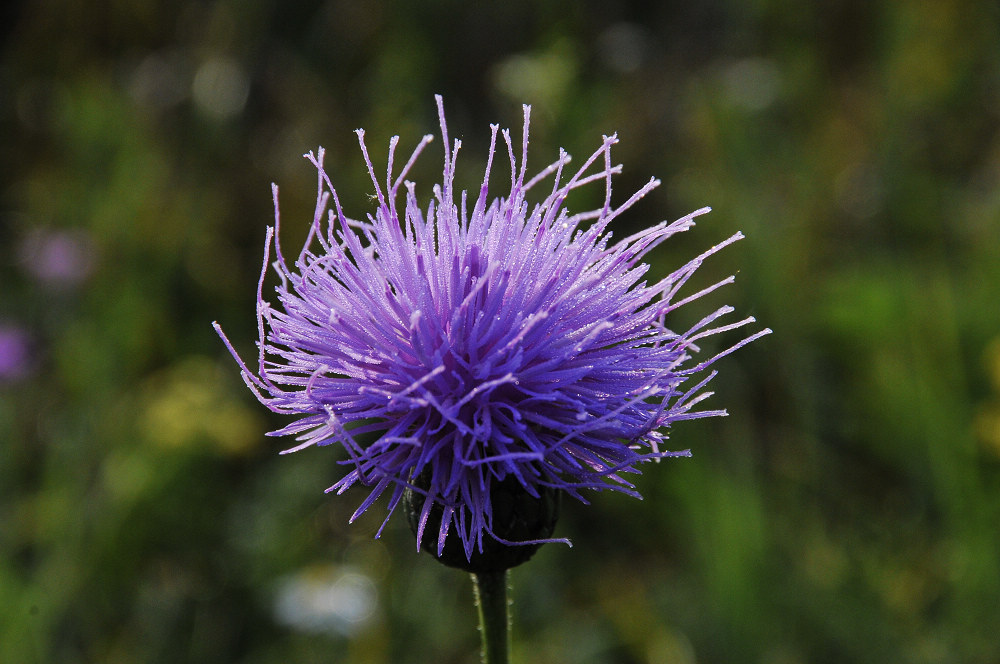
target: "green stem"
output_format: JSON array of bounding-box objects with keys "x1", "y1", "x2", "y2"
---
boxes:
[{"x1": 472, "y1": 570, "x2": 511, "y2": 664}]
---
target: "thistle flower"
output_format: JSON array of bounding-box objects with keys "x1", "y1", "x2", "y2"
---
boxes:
[{"x1": 214, "y1": 96, "x2": 769, "y2": 563}]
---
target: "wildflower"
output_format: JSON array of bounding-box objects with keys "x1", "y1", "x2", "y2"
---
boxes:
[
  {"x1": 18, "y1": 229, "x2": 95, "y2": 287},
  {"x1": 214, "y1": 96, "x2": 769, "y2": 563},
  {"x1": 0, "y1": 324, "x2": 32, "y2": 382}
]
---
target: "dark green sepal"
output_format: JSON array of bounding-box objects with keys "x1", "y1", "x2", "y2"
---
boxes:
[{"x1": 404, "y1": 473, "x2": 560, "y2": 573}]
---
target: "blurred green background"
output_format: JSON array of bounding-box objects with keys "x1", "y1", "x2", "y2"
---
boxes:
[{"x1": 3, "y1": 1, "x2": 999, "y2": 662}]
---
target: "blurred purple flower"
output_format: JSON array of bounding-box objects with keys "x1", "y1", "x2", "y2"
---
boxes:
[
  {"x1": 215, "y1": 96, "x2": 769, "y2": 559},
  {"x1": 18, "y1": 229, "x2": 95, "y2": 287},
  {"x1": 0, "y1": 324, "x2": 32, "y2": 381}
]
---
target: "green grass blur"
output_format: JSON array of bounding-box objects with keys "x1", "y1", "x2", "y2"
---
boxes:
[{"x1": 2, "y1": 1, "x2": 999, "y2": 662}]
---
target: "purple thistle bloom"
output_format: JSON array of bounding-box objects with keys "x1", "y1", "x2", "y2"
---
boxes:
[{"x1": 215, "y1": 96, "x2": 770, "y2": 560}]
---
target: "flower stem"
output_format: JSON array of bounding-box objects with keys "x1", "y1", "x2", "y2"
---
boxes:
[{"x1": 472, "y1": 570, "x2": 511, "y2": 664}]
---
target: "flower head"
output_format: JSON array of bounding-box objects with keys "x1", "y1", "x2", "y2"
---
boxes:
[{"x1": 215, "y1": 96, "x2": 769, "y2": 561}]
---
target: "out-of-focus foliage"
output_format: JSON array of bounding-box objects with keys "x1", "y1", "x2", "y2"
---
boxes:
[{"x1": 2, "y1": 1, "x2": 999, "y2": 662}]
